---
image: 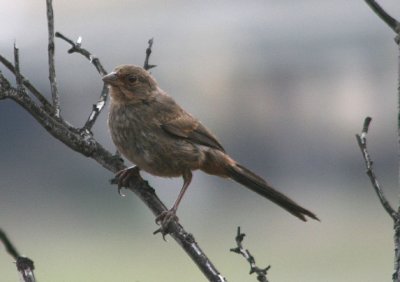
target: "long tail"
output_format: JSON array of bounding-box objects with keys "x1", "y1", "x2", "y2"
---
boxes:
[{"x1": 226, "y1": 163, "x2": 319, "y2": 221}]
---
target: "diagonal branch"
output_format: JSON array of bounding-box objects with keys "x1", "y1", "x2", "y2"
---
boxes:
[
  {"x1": 46, "y1": 0, "x2": 60, "y2": 116},
  {"x1": 81, "y1": 84, "x2": 108, "y2": 132},
  {"x1": 0, "y1": 229, "x2": 36, "y2": 282},
  {"x1": 0, "y1": 229, "x2": 20, "y2": 259},
  {"x1": 0, "y1": 70, "x2": 227, "y2": 282},
  {"x1": 356, "y1": 117, "x2": 398, "y2": 220},
  {"x1": 1, "y1": 1, "x2": 227, "y2": 278},
  {"x1": 0, "y1": 54, "x2": 53, "y2": 112},
  {"x1": 364, "y1": 0, "x2": 400, "y2": 34}
]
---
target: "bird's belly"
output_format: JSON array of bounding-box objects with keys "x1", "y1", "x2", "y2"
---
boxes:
[{"x1": 111, "y1": 127, "x2": 203, "y2": 177}]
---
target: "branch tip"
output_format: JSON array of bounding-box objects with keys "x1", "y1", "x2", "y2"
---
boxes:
[
  {"x1": 356, "y1": 117, "x2": 397, "y2": 220},
  {"x1": 364, "y1": 0, "x2": 400, "y2": 33},
  {"x1": 144, "y1": 38, "x2": 157, "y2": 71},
  {"x1": 46, "y1": 0, "x2": 60, "y2": 116},
  {"x1": 13, "y1": 42, "x2": 23, "y2": 90},
  {"x1": 362, "y1": 116, "x2": 372, "y2": 134},
  {"x1": 230, "y1": 227, "x2": 270, "y2": 281}
]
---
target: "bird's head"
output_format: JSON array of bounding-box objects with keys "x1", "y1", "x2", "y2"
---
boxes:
[{"x1": 102, "y1": 65, "x2": 158, "y2": 103}]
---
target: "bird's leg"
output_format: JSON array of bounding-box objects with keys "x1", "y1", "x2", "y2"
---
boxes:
[
  {"x1": 154, "y1": 170, "x2": 192, "y2": 237},
  {"x1": 111, "y1": 165, "x2": 140, "y2": 196}
]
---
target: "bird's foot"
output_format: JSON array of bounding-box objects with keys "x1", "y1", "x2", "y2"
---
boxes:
[
  {"x1": 153, "y1": 209, "x2": 179, "y2": 240},
  {"x1": 110, "y1": 166, "x2": 140, "y2": 196}
]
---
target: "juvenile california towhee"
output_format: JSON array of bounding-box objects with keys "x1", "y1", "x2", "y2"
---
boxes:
[{"x1": 103, "y1": 65, "x2": 318, "y2": 231}]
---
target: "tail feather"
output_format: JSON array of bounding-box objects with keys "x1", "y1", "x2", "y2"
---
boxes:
[{"x1": 227, "y1": 164, "x2": 319, "y2": 221}]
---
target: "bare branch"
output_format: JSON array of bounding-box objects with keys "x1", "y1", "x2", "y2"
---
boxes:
[
  {"x1": 0, "y1": 75, "x2": 96, "y2": 157},
  {"x1": 230, "y1": 227, "x2": 270, "y2": 282},
  {"x1": 55, "y1": 32, "x2": 107, "y2": 75},
  {"x1": 0, "y1": 229, "x2": 20, "y2": 259},
  {"x1": 0, "y1": 1, "x2": 228, "y2": 279},
  {"x1": 0, "y1": 229, "x2": 36, "y2": 282},
  {"x1": 81, "y1": 84, "x2": 108, "y2": 132},
  {"x1": 364, "y1": 0, "x2": 400, "y2": 34},
  {"x1": 0, "y1": 71, "x2": 11, "y2": 98},
  {"x1": 0, "y1": 54, "x2": 53, "y2": 112},
  {"x1": 13, "y1": 42, "x2": 23, "y2": 90},
  {"x1": 55, "y1": 32, "x2": 109, "y2": 131},
  {"x1": 119, "y1": 175, "x2": 227, "y2": 282},
  {"x1": 356, "y1": 117, "x2": 398, "y2": 220},
  {"x1": 46, "y1": 0, "x2": 60, "y2": 116},
  {"x1": 16, "y1": 257, "x2": 36, "y2": 282},
  {"x1": 0, "y1": 69, "x2": 227, "y2": 281},
  {"x1": 143, "y1": 38, "x2": 157, "y2": 71}
]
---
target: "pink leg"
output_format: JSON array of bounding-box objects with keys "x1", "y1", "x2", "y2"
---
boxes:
[{"x1": 154, "y1": 170, "x2": 193, "y2": 237}]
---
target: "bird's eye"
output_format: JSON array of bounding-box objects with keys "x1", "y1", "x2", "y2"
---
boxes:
[{"x1": 127, "y1": 75, "x2": 137, "y2": 83}]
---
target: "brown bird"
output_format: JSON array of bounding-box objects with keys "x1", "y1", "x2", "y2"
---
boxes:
[{"x1": 103, "y1": 65, "x2": 318, "y2": 231}]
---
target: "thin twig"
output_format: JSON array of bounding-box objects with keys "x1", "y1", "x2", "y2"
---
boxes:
[
  {"x1": 0, "y1": 229, "x2": 20, "y2": 259},
  {"x1": 81, "y1": 84, "x2": 108, "y2": 132},
  {"x1": 230, "y1": 227, "x2": 270, "y2": 282},
  {"x1": 13, "y1": 42, "x2": 23, "y2": 90},
  {"x1": 356, "y1": 117, "x2": 398, "y2": 220},
  {"x1": 0, "y1": 229, "x2": 36, "y2": 282},
  {"x1": 394, "y1": 30, "x2": 400, "y2": 282},
  {"x1": 143, "y1": 38, "x2": 156, "y2": 71},
  {"x1": 364, "y1": 0, "x2": 400, "y2": 34},
  {"x1": 55, "y1": 32, "x2": 108, "y2": 131},
  {"x1": 46, "y1": 0, "x2": 60, "y2": 116},
  {"x1": 0, "y1": 54, "x2": 53, "y2": 112},
  {"x1": 55, "y1": 32, "x2": 107, "y2": 75}
]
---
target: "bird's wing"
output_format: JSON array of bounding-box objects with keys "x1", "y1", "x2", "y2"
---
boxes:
[{"x1": 161, "y1": 115, "x2": 225, "y2": 152}]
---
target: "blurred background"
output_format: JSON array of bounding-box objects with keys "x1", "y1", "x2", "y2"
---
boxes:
[{"x1": 1, "y1": 0, "x2": 399, "y2": 281}]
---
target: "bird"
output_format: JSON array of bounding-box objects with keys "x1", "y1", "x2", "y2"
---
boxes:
[{"x1": 103, "y1": 64, "x2": 318, "y2": 232}]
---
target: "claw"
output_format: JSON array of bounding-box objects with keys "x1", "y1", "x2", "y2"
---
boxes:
[
  {"x1": 153, "y1": 227, "x2": 168, "y2": 241},
  {"x1": 110, "y1": 166, "x2": 140, "y2": 196},
  {"x1": 153, "y1": 209, "x2": 178, "y2": 239},
  {"x1": 117, "y1": 186, "x2": 126, "y2": 197}
]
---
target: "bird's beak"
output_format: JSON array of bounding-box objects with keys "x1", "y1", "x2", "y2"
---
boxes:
[{"x1": 102, "y1": 72, "x2": 118, "y2": 85}]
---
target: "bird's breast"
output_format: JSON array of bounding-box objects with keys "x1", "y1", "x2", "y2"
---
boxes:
[{"x1": 108, "y1": 103, "x2": 204, "y2": 177}]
